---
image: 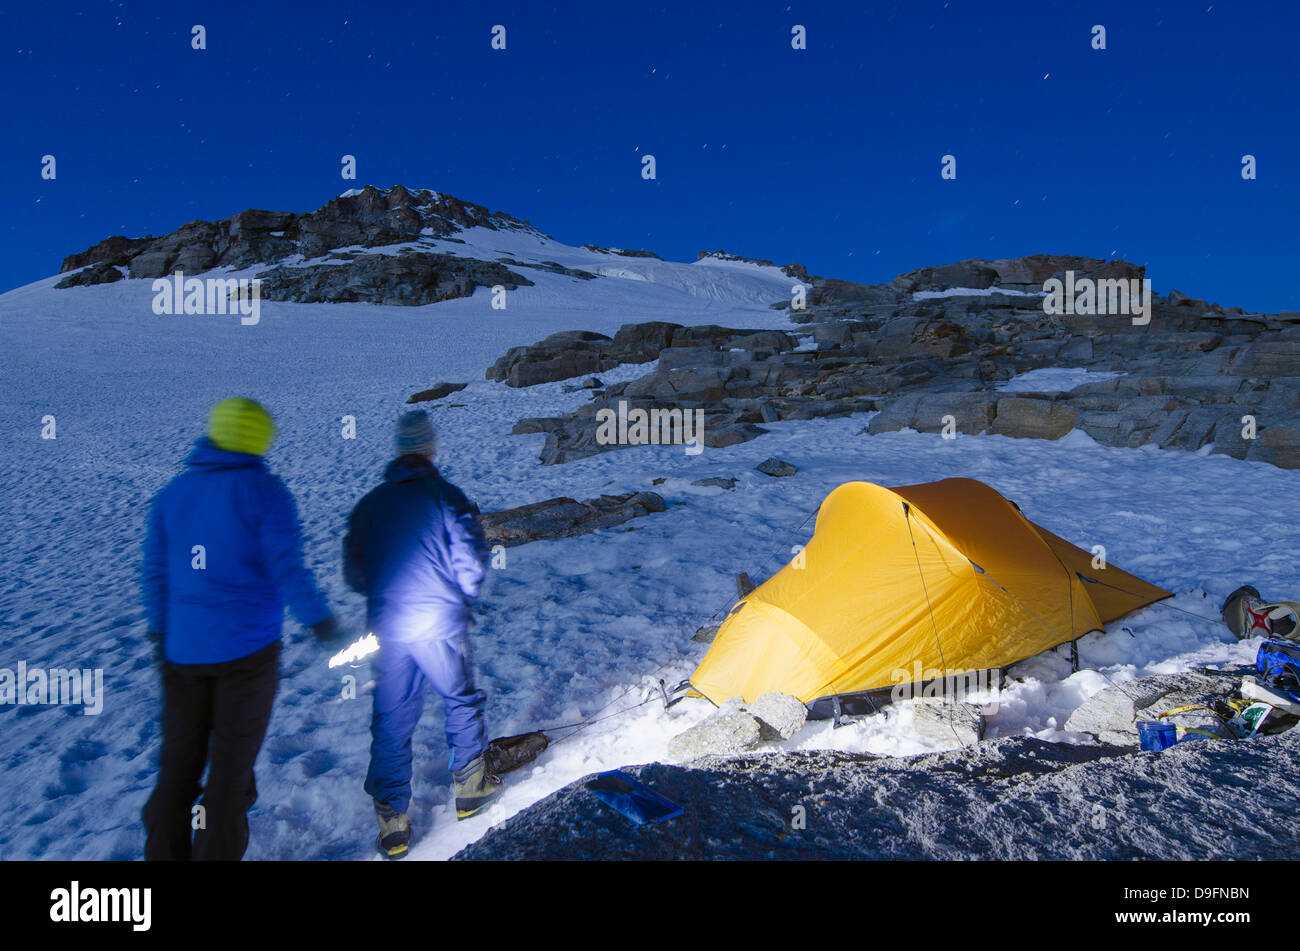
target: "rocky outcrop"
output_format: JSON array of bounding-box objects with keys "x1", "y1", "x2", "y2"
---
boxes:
[
  {"x1": 488, "y1": 255, "x2": 1299, "y2": 468},
  {"x1": 667, "y1": 709, "x2": 762, "y2": 760},
  {"x1": 453, "y1": 729, "x2": 1300, "y2": 860},
  {"x1": 479, "y1": 491, "x2": 666, "y2": 547},
  {"x1": 53, "y1": 263, "x2": 124, "y2": 288},
  {"x1": 58, "y1": 235, "x2": 156, "y2": 274},
  {"x1": 407, "y1": 382, "x2": 468, "y2": 403},
  {"x1": 747, "y1": 693, "x2": 809, "y2": 741},
  {"x1": 486, "y1": 330, "x2": 625, "y2": 388},
  {"x1": 696, "y1": 250, "x2": 811, "y2": 283},
  {"x1": 893, "y1": 254, "x2": 1144, "y2": 294},
  {"x1": 912, "y1": 698, "x2": 986, "y2": 745},
  {"x1": 990, "y1": 397, "x2": 1077, "y2": 440},
  {"x1": 755, "y1": 457, "x2": 797, "y2": 477},
  {"x1": 667, "y1": 693, "x2": 809, "y2": 760},
  {"x1": 484, "y1": 322, "x2": 799, "y2": 389},
  {"x1": 255, "y1": 251, "x2": 532, "y2": 306},
  {"x1": 56, "y1": 185, "x2": 543, "y2": 305}
]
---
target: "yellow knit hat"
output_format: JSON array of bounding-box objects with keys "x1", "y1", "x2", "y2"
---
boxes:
[{"x1": 207, "y1": 397, "x2": 276, "y2": 456}]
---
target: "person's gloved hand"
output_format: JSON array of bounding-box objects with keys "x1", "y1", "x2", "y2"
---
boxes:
[{"x1": 309, "y1": 616, "x2": 345, "y2": 646}]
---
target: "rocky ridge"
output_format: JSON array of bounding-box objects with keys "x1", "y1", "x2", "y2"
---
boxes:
[
  {"x1": 486, "y1": 255, "x2": 1300, "y2": 468},
  {"x1": 55, "y1": 185, "x2": 544, "y2": 306}
]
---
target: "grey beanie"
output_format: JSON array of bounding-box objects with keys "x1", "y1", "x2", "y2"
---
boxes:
[{"x1": 395, "y1": 410, "x2": 436, "y2": 458}]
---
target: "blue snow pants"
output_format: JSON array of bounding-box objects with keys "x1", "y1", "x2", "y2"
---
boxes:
[{"x1": 363, "y1": 633, "x2": 487, "y2": 814}]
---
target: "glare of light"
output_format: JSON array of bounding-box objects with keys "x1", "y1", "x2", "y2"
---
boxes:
[{"x1": 328, "y1": 633, "x2": 380, "y2": 668}]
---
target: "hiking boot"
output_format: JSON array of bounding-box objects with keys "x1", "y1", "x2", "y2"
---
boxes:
[
  {"x1": 453, "y1": 755, "x2": 503, "y2": 820},
  {"x1": 375, "y1": 801, "x2": 411, "y2": 860}
]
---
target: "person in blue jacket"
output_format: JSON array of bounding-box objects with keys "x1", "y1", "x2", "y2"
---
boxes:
[
  {"x1": 344, "y1": 410, "x2": 497, "y2": 859},
  {"x1": 140, "y1": 397, "x2": 338, "y2": 861}
]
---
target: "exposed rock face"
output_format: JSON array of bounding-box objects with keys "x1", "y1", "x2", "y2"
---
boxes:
[
  {"x1": 697, "y1": 250, "x2": 810, "y2": 283},
  {"x1": 407, "y1": 382, "x2": 468, "y2": 403},
  {"x1": 755, "y1": 457, "x2": 797, "y2": 477},
  {"x1": 58, "y1": 235, "x2": 155, "y2": 274},
  {"x1": 667, "y1": 710, "x2": 762, "y2": 760},
  {"x1": 479, "y1": 491, "x2": 666, "y2": 547},
  {"x1": 256, "y1": 252, "x2": 531, "y2": 306},
  {"x1": 912, "y1": 698, "x2": 986, "y2": 746},
  {"x1": 609, "y1": 321, "x2": 684, "y2": 363},
  {"x1": 490, "y1": 253, "x2": 1299, "y2": 468},
  {"x1": 747, "y1": 693, "x2": 808, "y2": 741},
  {"x1": 54, "y1": 263, "x2": 123, "y2": 288},
  {"x1": 892, "y1": 254, "x2": 1145, "y2": 295},
  {"x1": 453, "y1": 729, "x2": 1300, "y2": 860},
  {"x1": 990, "y1": 397, "x2": 1077, "y2": 440},
  {"x1": 484, "y1": 322, "x2": 800, "y2": 389},
  {"x1": 486, "y1": 331, "x2": 623, "y2": 388},
  {"x1": 56, "y1": 185, "x2": 543, "y2": 305}
]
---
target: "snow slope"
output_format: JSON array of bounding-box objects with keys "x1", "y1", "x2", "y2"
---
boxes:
[{"x1": 0, "y1": 226, "x2": 1295, "y2": 862}]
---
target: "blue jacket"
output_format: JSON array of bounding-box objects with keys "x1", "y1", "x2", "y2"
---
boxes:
[
  {"x1": 141, "y1": 438, "x2": 331, "y2": 664},
  {"x1": 343, "y1": 456, "x2": 490, "y2": 642}
]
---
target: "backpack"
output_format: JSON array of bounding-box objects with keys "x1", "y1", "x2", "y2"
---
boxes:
[
  {"x1": 1255, "y1": 641, "x2": 1300, "y2": 694},
  {"x1": 1221, "y1": 585, "x2": 1300, "y2": 641}
]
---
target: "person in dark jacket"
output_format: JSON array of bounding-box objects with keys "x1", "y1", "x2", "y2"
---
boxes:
[
  {"x1": 344, "y1": 410, "x2": 496, "y2": 859},
  {"x1": 141, "y1": 397, "x2": 338, "y2": 861}
]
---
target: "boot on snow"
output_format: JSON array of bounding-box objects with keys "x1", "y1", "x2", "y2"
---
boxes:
[
  {"x1": 375, "y1": 801, "x2": 411, "y2": 860},
  {"x1": 453, "y1": 756, "x2": 502, "y2": 820}
]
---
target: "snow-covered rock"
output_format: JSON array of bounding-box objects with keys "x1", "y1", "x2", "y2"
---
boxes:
[
  {"x1": 748, "y1": 693, "x2": 808, "y2": 741},
  {"x1": 912, "y1": 698, "x2": 986, "y2": 746},
  {"x1": 479, "y1": 491, "x2": 666, "y2": 547},
  {"x1": 756, "y1": 457, "x2": 797, "y2": 477},
  {"x1": 667, "y1": 708, "x2": 761, "y2": 760}
]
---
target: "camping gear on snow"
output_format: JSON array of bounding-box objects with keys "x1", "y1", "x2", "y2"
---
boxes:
[
  {"x1": 1139, "y1": 699, "x2": 1236, "y2": 749},
  {"x1": 1253, "y1": 642, "x2": 1300, "y2": 703},
  {"x1": 484, "y1": 732, "x2": 550, "y2": 775},
  {"x1": 585, "y1": 771, "x2": 683, "y2": 826},
  {"x1": 690, "y1": 478, "x2": 1172, "y2": 710},
  {"x1": 1136, "y1": 720, "x2": 1205, "y2": 751},
  {"x1": 1143, "y1": 680, "x2": 1300, "y2": 747},
  {"x1": 1152, "y1": 703, "x2": 1231, "y2": 741},
  {"x1": 1136, "y1": 720, "x2": 1173, "y2": 751},
  {"x1": 1243, "y1": 677, "x2": 1300, "y2": 716},
  {"x1": 1221, "y1": 585, "x2": 1300, "y2": 641},
  {"x1": 1227, "y1": 702, "x2": 1279, "y2": 738}
]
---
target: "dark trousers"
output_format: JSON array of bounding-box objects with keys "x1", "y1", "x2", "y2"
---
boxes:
[{"x1": 143, "y1": 641, "x2": 280, "y2": 861}]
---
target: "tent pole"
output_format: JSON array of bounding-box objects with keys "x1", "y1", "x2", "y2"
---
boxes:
[{"x1": 1070, "y1": 638, "x2": 1080, "y2": 673}]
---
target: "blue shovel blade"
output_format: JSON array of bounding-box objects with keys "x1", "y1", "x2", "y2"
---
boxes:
[{"x1": 585, "y1": 770, "x2": 683, "y2": 826}]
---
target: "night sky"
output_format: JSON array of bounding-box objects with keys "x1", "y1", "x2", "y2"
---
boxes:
[{"x1": 5, "y1": 0, "x2": 1298, "y2": 311}]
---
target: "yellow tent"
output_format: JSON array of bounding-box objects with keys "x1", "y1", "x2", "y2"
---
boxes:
[{"x1": 690, "y1": 478, "x2": 1171, "y2": 706}]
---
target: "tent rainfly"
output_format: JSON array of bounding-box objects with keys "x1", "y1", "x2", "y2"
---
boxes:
[{"x1": 690, "y1": 478, "x2": 1171, "y2": 709}]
